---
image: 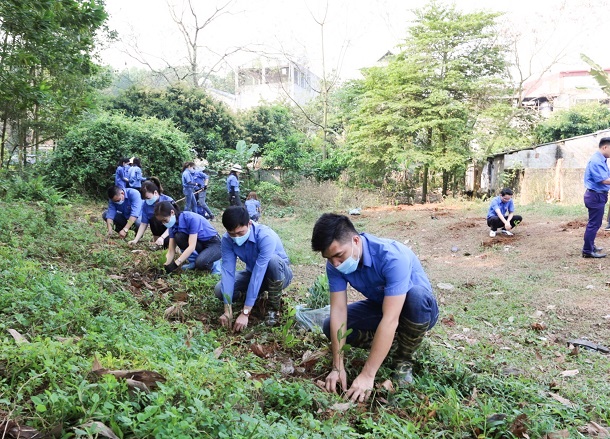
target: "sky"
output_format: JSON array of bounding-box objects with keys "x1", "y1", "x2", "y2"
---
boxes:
[{"x1": 99, "y1": 0, "x2": 610, "y2": 83}]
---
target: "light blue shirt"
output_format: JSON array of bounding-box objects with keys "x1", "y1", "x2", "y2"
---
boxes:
[
  {"x1": 487, "y1": 196, "x2": 515, "y2": 219},
  {"x1": 194, "y1": 171, "x2": 209, "y2": 187},
  {"x1": 245, "y1": 199, "x2": 261, "y2": 217},
  {"x1": 128, "y1": 166, "x2": 145, "y2": 188},
  {"x1": 584, "y1": 150, "x2": 610, "y2": 192},
  {"x1": 106, "y1": 188, "x2": 143, "y2": 221},
  {"x1": 114, "y1": 165, "x2": 127, "y2": 189},
  {"x1": 220, "y1": 222, "x2": 290, "y2": 306},
  {"x1": 141, "y1": 194, "x2": 174, "y2": 225},
  {"x1": 167, "y1": 211, "x2": 217, "y2": 241},
  {"x1": 182, "y1": 169, "x2": 196, "y2": 192},
  {"x1": 226, "y1": 174, "x2": 239, "y2": 193},
  {"x1": 327, "y1": 233, "x2": 432, "y2": 302}
]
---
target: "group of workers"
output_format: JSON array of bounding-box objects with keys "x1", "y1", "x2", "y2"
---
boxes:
[{"x1": 101, "y1": 156, "x2": 441, "y2": 401}]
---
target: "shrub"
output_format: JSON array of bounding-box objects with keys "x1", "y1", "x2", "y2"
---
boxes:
[{"x1": 45, "y1": 112, "x2": 193, "y2": 198}]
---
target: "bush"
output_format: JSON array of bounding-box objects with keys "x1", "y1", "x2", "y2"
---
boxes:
[{"x1": 45, "y1": 112, "x2": 193, "y2": 198}]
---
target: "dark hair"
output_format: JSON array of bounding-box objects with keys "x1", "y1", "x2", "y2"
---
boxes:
[
  {"x1": 500, "y1": 188, "x2": 513, "y2": 196},
  {"x1": 107, "y1": 185, "x2": 123, "y2": 199},
  {"x1": 222, "y1": 206, "x2": 250, "y2": 231},
  {"x1": 119, "y1": 157, "x2": 129, "y2": 166},
  {"x1": 141, "y1": 177, "x2": 163, "y2": 196},
  {"x1": 154, "y1": 200, "x2": 181, "y2": 220},
  {"x1": 599, "y1": 137, "x2": 610, "y2": 148},
  {"x1": 311, "y1": 213, "x2": 358, "y2": 253},
  {"x1": 182, "y1": 161, "x2": 195, "y2": 172},
  {"x1": 132, "y1": 157, "x2": 141, "y2": 167}
]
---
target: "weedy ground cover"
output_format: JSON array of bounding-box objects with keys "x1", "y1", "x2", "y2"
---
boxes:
[{"x1": 1, "y1": 180, "x2": 609, "y2": 438}]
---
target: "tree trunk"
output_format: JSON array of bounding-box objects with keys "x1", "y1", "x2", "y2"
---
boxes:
[
  {"x1": 422, "y1": 165, "x2": 429, "y2": 204},
  {"x1": 442, "y1": 170, "x2": 449, "y2": 196},
  {"x1": 0, "y1": 115, "x2": 7, "y2": 168}
]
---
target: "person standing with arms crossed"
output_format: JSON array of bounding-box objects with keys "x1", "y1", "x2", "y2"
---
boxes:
[{"x1": 583, "y1": 137, "x2": 610, "y2": 258}]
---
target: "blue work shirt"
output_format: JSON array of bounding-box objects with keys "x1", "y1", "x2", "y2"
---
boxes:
[
  {"x1": 128, "y1": 166, "x2": 145, "y2": 188},
  {"x1": 327, "y1": 233, "x2": 432, "y2": 302},
  {"x1": 182, "y1": 169, "x2": 196, "y2": 193},
  {"x1": 106, "y1": 188, "x2": 143, "y2": 221},
  {"x1": 220, "y1": 222, "x2": 290, "y2": 306},
  {"x1": 486, "y1": 196, "x2": 515, "y2": 219},
  {"x1": 114, "y1": 165, "x2": 127, "y2": 189},
  {"x1": 584, "y1": 150, "x2": 610, "y2": 193},
  {"x1": 245, "y1": 199, "x2": 261, "y2": 217},
  {"x1": 167, "y1": 211, "x2": 217, "y2": 242},
  {"x1": 141, "y1": 194, "x2": 175, "y2": 225},
  {"x1": 226, "y1": 174, "x2": 239, "y2": 193},
  {"x1": 194, "y1": 171, "x2": 209, "y2": 187}
]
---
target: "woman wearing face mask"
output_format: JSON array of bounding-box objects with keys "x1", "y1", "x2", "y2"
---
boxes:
[
  {"x1": 128, "y1": 157, "x2": 147, "y2": 189},
  {"x1": 128, "y1": 177, "x2": 176, "y2": 248},
  {"x1": 181, "y1": 161, "x2": 198, "y2": 212},
  {"x1": 114, "y1": 157, "x2": 130, "y2": 190},
  {"x1": 154, "y1": 201, "x2": 221, "y2": 273}
]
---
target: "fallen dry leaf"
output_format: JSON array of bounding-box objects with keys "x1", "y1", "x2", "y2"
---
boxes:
[
  {"x1": 8, "y1": 329, "x2": 29, "y2": 344},
  {"x1": 0, "y1": 419, "x2": 42, "y2": 439},
  {"x1": 250, "y1": 343, "x2": 271, "y2": 358},
  {"x1": 465, "y1": 386, "x2": 478, "y2": 407},
  {"x1": 559, "y1": 369, "x2": 579, "y2": 377},
  {"x1": 441, "y1": 315, "x2": 456, "y2": 327},
  {"x1": 164, "y1": 301, "x2": 187, "y2": 321},
  {"x1": 280, "y1": 359, "x2": 295, "y2": 375},
  {"x1": 79, "y1": 421, "x2": 120, "y2": 439},
  {"x1": 300, "y1": 349, "x2": 328, "y2": 366},
  {"x1": 530, "y1": 322, "x2": 546, "y2": 331},
  {"x1": 535, "y1": 350, "x2": 543, "y2": 361},
  {"x1": 578, "y1": 421, "x2": 610, "y2": 437},
  {"x1": 125, "y1": 379, "x2": 150, "y2": 393},
  {"x1": 543, "y1": 430, "x2": 570, "y2": 439},
  {"x1": 509, "y1": 413, "x2": 529, "y2": 438},
  {"x1": 108, "y1": 274, "x2": 124, "y2": 280},
  {"x1": 329, "y1": 402, "x2": 352, "y2": 412},
  {"x1": 378, "y1": 379, "x2": 395, "y2": 393},
  {"x1": 314, "y1": 380, "x2": 326, "y2": 390},
  {"x1": 213, "y1": 347, "x2": 223, "y2": 359},
  {"x1": 548, "y1": 392, "x2": 576, "y2": 408},
  {"x1": 568, "y1": 344, "x2": 579, "y2": 357}
]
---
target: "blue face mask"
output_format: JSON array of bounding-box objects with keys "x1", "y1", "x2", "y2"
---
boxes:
[
  {"x1": 145, "y1": 195, "x2": 159, "y2": 205},
  {"x1": 163, "y1": 214, "x2": 176, "y2": 228},
  {"x1": 116, "y1": 198, "x2": 124, "y2": 205},
  {"x1": 336, "y1": 241, "x2": 360, "y2": 275},
  {"x1": 232, "y1": 226, "x2": 251, "y2": 246}
]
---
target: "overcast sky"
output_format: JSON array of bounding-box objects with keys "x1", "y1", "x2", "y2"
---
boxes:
[{"x1": 100, "y1": 0, "x2": 610, "y2": 82}]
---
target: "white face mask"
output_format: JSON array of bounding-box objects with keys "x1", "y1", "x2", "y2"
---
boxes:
[{"x1": 335, "y1": 240, "x2": 360, "y2": 274}]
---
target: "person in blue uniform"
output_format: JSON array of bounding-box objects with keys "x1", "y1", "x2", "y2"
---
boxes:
[
  {"x1": 102, "y1": 186, "x2": 143, "y2": 239},
  {"x1": 486, "y1": 188, "x2": 523, "y2": 237},
  {"x1": 128, "y1": 157, "x2": 146, "y2": 189},
  {"x1": 194, "y1": 166, "x2": 214, "y2": 220},
  {"x1": 226, "y1": 164, "x2": 242, "y2": 206},
  {"x1": 154, "y1": 201, "x2": 221, "y2": 273},
  {"x1": 583, "y1": 137, "x2": 610, "y2": 258},
  {"x1": 128, "y1": 177, "x2": 176, "y2": 249},
  {"x1": 245, "y1": 191, "x2": 261, "y2": 222},
  {"x1": 311, "y1": 213, "x2": 439, "y2": 401},
  {"x1": 114, "y1": 157, "x2": 130, "y2": 189},
  {"x1": 214, "y1": 206, "x2": 292, "y2": 331},
  {"x1": 181, "y1": 161, "x2": 197, "y2": 213}
]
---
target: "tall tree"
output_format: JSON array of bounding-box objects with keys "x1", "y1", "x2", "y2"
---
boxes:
[
  {"x1": 0, "y1": 0, "x2": 109, "y2": 168},
  {"x1": 347, "y1": 2, "x2": 507, "y2": 200}
]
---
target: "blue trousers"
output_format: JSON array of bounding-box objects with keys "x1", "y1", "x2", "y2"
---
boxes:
[
  {"x1": 184, "y1": 189, "x2": 197, "y2": 212},
  {"x1": 174, "y1": 232, "x2": 221, "y2": 271},
  {"x1": 214, "y1": 254, "x2": 292, "y2": 303},
  {"x1": 101, "y1": 211, "x2": 141, "y2": 232},
  {"x1": 323, "y1": 286, "x2": 439, "y2": 345},
  {"x1": 583, "y1": 190, "x2": 608, "y2": 254},
  {"x1": 196, "y1": 190, "x2": 214, "y2": 218}
]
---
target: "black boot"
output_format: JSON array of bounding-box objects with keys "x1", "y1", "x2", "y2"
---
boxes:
[
  {"x1": 392, "y1": 317, "x2": 430, "y2": 386},
  {"x1": 264, "y1": 279, "x2": 284, "y2": 326}
]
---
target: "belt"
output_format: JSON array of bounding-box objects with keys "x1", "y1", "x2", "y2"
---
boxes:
[{"x1": 587, "y1": 189, "x2": 608, "y2": 194}]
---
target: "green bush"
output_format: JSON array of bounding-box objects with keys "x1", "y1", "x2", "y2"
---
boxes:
[{"x1": 45, "y1": 112, "x2": 193, "y2": 197}]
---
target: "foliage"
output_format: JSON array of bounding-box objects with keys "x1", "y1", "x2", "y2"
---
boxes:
[
  {"x1": 534, "y1": 103, "x2": 610, "y2": 143},
  {"x1": 241, "y1": 104, "x2": 296, "y2": 154},
  {"x1": 345, "y1": 2, "x2": 508, "y2": 198},
  {"x1": 306, "y1": 274, "x2": 330, "y2": 309},
  {"x1": 581, "y1": 53, "x2": 610, "y2": 96},
  {"x1": 0, "y1": 0, "x2": 110, "y2": 167},
  {"x1": 104, "y1": 84, "x2": 241, "y2": 156},
  {"x1": 44, "y1": 112, "x2": 193, "y2": 197},
  {"x1": 262, "y1": 133, "x2": 315, "y2": 176}
]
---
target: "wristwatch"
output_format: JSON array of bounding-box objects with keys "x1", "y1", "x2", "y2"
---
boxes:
[{"x1": 242, "y1": 308, "x2": 250, "y2": 316}]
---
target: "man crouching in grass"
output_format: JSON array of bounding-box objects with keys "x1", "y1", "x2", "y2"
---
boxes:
[{"x1": 311, "y1": 213, "x2": 439, "y2": 402}]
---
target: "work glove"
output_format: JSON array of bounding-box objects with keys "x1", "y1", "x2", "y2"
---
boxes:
[{"x1": 164, "y1": 261, "x2": 179, "y2": 274}]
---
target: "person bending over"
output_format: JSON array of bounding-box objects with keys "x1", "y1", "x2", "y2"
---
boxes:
[{"x1": 486, "y1": 188, "x2": 523, "y2": 237}]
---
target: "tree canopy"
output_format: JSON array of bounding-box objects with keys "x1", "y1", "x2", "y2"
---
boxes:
[{"x1": 534, "y1": 103, "x2": 610, "y2": 143}]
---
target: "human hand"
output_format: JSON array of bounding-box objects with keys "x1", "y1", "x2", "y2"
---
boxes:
[
  {"x1": 128, "y1": 239, "x2": 137, "y2": 247},
  {"x1": 164, "y1": 261, "x2": 178, "y2": 274},
  {"x1": 506, "y1": 224, "x2": 513, "y2": 231},
  {"x1": 154, "y1": 236, "x2": 164, "y2": 246},
  {"x1": 118, "y1": 229, "x2": 127, "y2": 239},
  {"x1": 345, "y1": 373, "x2": 375, "y2": 402},
  {"x1": 219, "y1": 309, "x2": 233, "y2": 329},
  {"x1": 324, "y1": 368, "x2": 347, "y2": 394},
  {"x1": 232, "y1": 313, "x2": 249, "y2": 333}
]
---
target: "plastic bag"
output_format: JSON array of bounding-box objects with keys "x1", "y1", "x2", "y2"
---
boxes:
[{"x1": 295, "y1": 304, "x2": 331, "y2": 332}]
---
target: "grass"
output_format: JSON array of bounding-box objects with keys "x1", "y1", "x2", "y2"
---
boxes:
[{"x1": 1, "y1": 179, "x2": 609, "y2": 438}]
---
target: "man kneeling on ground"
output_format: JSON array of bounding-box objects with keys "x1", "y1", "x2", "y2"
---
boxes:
[
  {"x1": 214, "y1": 206, "x2": 293, "y2": 332},
  {"x1": 311, "y1": 213, "x2": 439, "y2": 402}
]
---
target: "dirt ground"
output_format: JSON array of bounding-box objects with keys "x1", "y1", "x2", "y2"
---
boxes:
[{"x1": 288, "y1": 204, "x2": 610, "y2": 344}]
